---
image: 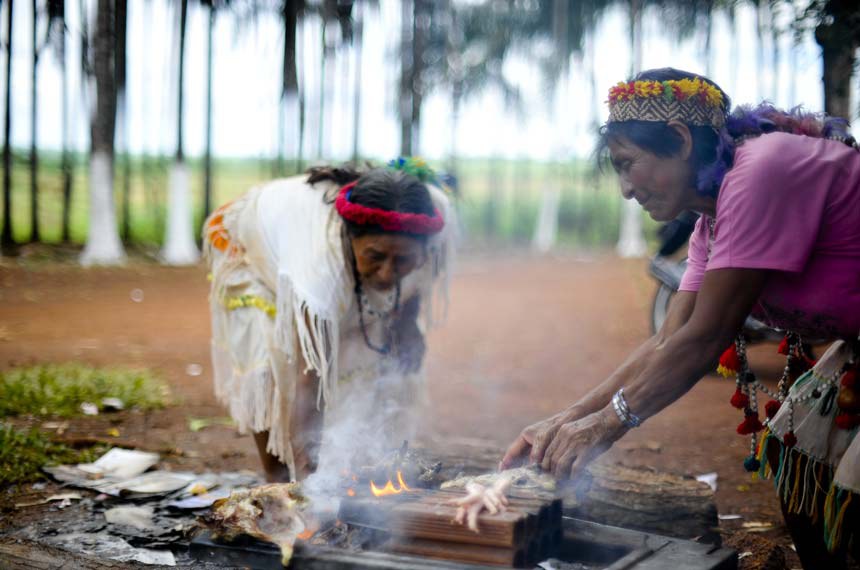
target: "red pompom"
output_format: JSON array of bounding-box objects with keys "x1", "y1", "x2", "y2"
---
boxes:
[
  {"x1": 718, "y1": 344, "x2": 741, "y2": 377},
  {"x1": 777, "y1": 336, "x2": 790, "y2": 355},
  {"x1": 737, "y1": 412, "x2": 763, "y2": 435},
  {"x1": 765, "y1": 400, "x2": 781, "y2": 419},
  {"x1": 835, "y1": 413, "x2": 860, "y2": 430},
  {"x1": 783, "y1": 431, "x2": 798, "y2": 448},
  {"x1": 842, "y1": 369, "x2": 857, "y2": 389},
  {"x1": 730, "y1": 387, "x2": 750, "y2": 409}
]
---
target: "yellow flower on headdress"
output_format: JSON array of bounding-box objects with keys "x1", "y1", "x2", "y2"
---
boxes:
[{"x1": 704, "y1": 84, "x2": 723, "y2": 107}]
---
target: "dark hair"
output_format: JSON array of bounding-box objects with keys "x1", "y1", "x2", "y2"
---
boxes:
[
  {"x1": 597, "y1": 67, "x2": 856, "y2": 198},
  {"x1": 597, "y1": 68, "x2": 731, "y2": 197},
  {"x1": 307, "y1": 163, "x2": 436, "y2": 241}
]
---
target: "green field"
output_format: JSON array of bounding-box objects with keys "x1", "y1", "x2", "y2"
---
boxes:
[{"x1": 0, "y1": 151, "x2": 657, "y2": 250}]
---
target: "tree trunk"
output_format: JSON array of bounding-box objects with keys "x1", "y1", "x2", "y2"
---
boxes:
[
  {"x1": 161, "y1": 0, "x2": 199, "y2": 265},
  {"x1": 350, "y1": 3, "x2": 362, "y2": 163},
  {"x1": 203, "y1": 4, "x2": 214, "y2": 224},
  {"x1": 80, "y1": 0, "x2": 125, "y2": 265},
  {"x1": 317, "y1": 17, "x2": 327, "y2": 161},
  {"x1": 410, "y1": 0, "x2": 427, "y2": 156},
  {"x1": 29, "y1": 0, "x2": 40, "y2": 242},
  {"x1": 2, "y1": 0, "x2": 15, "y2": 252},
  {"x1": 60, "y1": 3, "x2": 73, "y2": 244},
  {"x1": 616, "y1": 0, "x2": 646, "y2": 259},
  {"x1": 115, "y1": 0, "x2": 130, "y2": 243},
  {"x1": 399, "y1": 0, "x2": 412, "y2": 156},
  {"x1": 278, "y1": 0, "x2": 299, "y2": 175},
  {"x1": 815, "y1": 15, "x2": 856, "y2": 120}
]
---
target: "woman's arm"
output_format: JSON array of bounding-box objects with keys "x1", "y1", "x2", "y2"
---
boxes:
[
  {"x1": 539, "y1": 268, "x2": 768, "y2": 478},
  {"x1": 500, "y1": 289, "x2": 697, "y2": 469},
  {"x1": 393, "y1": 294, "x2": 425, "y2": 373}
]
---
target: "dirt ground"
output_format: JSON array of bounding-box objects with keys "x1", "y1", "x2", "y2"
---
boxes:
[{"x1": 0, "y1": 251, "x2": 804, "y2": 567}]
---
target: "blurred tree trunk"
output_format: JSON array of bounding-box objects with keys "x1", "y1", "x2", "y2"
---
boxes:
[
  {"x1": 815, "y1": 1, "x2": 858, "y2": 120},
  {"x1": 398, "y1": 0, "x2": 412, "y2": 156},
  {"x1": 203, "y1": 2, "x2": 214, "y2": 224},
  {"x1": 278, "y1": 0, "x2": 300, "y2": 175},
  {"x1": 81, "y1": 0, "x2": 125, "y2": 265},
  {"x1": 317, "y1": 17, "x2": 326, "y2": 160},
  {"x1": 29, "y1": 0, "x2": 41, "y2": 242},
  {"x1": 351, "y1": 2, "x2": 362, "y2": 163},
  {"x1": 2, "y1": 0, "x2": 15, "y2": 252},
  {"x1": 55, "y1": 0, "x2": 74, "y2": 243},
  {"x1": 410, "y1": 0, "x2": 427, "y2": 156},
  {"x1": 161, "y1": 0, "x2": 199, "y2": 265},
  {"x1": 114, "y1": 0, "x2": 130, "y2": 243},
  {"x1": 616, "y1": 0, "x2": 646, "y2": 258}
]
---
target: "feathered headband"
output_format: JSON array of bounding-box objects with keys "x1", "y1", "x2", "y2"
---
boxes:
[{"x1": 607, "y1": 78, "x2": 727, "y2": 129}]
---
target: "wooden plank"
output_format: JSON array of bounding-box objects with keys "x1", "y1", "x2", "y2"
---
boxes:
[
  {"x1": 386, "y1": 537, "x2": 525, "y2": 568},
  {"x1": 338, "y1": 496, "x2": 528, "y2": 548}
]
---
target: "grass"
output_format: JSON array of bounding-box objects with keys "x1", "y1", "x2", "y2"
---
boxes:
[
  {"x1": 0, "y1": 424, "x2": 108, "y2": 486},
  {"x1": 1, "y1": 151, "x2": 658, "y2": 250},
  {"x1": 0, "y1": 363, "x2": 170, "y2": 418}
]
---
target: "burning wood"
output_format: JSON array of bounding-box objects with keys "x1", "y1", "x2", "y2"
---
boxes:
[
  {"x1": 197, "y1": 482, "x2": 309, "y2": 566},
  {"x1": 358, "y1": 441, "x2": 443, "y2": 489}
]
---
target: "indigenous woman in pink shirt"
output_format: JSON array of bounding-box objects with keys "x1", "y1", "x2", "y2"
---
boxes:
[{"x1": 502, "y1": 68, "x2": 860, "y2": 568}]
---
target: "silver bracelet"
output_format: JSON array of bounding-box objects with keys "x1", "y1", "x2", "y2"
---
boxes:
[{"x1": 611, "y1": 388, "x2": 642, "y2": 428}]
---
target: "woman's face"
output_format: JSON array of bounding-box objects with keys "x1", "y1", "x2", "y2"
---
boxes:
[
  {"x1": 607, "y1": 125, "x2": 700, "y2": 222},
  {"x1": 351, "y1": 234, "x2": 426, "y2": 291}
]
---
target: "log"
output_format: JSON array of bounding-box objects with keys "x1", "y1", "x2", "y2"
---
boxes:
[{"x1": 416, "y1": 439, "x2": 719, "y2": 542}]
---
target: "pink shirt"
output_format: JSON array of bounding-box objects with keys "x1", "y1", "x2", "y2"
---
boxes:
[{"x1": 679, "y1": 132, "x2": 860, "y2": 339}]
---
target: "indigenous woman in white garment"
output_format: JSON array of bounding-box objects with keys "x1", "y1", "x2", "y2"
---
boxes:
[{"x1": 204, "y1": 158, "x2": 454, "y2": 483}]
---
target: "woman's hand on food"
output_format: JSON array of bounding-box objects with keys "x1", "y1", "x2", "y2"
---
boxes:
[
  {"x1": 499, "y1": 405, "x2": 589, "y2": 471},
  {"x1": 539, "y1": 405, "x2": 627, "y2": 480}
]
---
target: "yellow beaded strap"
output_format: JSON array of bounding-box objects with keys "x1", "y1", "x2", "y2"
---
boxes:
[
  {"x1": 607, "y1": 78, "x2": 726, "y2": 128},
  {"x1": 224, "y1": 294, "x2": 276, "y2": 318}
]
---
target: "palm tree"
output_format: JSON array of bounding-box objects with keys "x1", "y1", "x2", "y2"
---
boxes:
[
  {"x1": 29, "y1": 0, "x2": 41, "y2": 242},
  {"x1": 80, "y1": 0, "x2": 125, "y2": 265},
  {"x1": 45, "y1": 0, "x2": 75, "y2": 243},
  {"x1": 161, "y1": 0, "x2": 199, "y2": 265},
  {"x1": 2, "y1": 0, "x2": 15, "y2": 253}
]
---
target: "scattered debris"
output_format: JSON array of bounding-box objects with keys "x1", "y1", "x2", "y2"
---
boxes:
[
  {"x1": 741, "y1": 521, "x2": 776, "y2": 532},
  {"x1": 79, "y1": 447, "x2": 160, "y2": 479},
  {"x1": 130, "y1": 288, "x2": 145, "y2": 303},
  {"x1": 80, "y1": 402, "x2": 99, "y2": 416},
  {"x1": 106, "y1": 428, "x2": 121, "y2": 437},
  {"x1": 105, "y1": 506, "x2": 156, "y2": 530},
  {"x1": 101, "y1": 397, "x2": 125, "y2": 411},
  {"x1": 188, "y1": 416, "x2": 235, "y2": 432},
  {"x1": 44, "y1": 532, "x2": 176, "y2": 566},
  {"x1": 185, "y1": 363, "x2": 203, "y2": 377},
  {"x1": 718, "y1": 514, "x2": 743, "y2": 520},
  {"x1": 15, "y1": 492, "x2": 83, "y2": 508},
  {"x1": 695, "y1": 472, "x2": 718, "y2": 492}
]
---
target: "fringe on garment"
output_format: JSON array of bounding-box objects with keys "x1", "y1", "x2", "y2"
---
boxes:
[
  {"x1": 757, "y1": 430, "x2": 856, "y2": 552},
  {"x1": 274, "y1": 273, "x2": 340, "y2": 410}
]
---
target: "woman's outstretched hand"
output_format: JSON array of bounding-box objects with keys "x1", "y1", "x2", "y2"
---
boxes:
[
  {"x1": 539, "y1": 406, "x2": 627, "y2": 479},
  {"x1": 500, "y1": 405, "x2": 627, "y2": 480},
  {"x1": 499, "y1": 406, "x2": 587, "y2": 471}
]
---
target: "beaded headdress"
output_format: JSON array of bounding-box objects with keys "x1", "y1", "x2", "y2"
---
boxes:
[{"x1": 607, "y1": 78, "x2": 727, "y2": 129}]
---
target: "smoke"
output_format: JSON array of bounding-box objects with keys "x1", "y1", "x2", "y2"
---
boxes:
[{"x1": 303, "y1": 370, "x2": 422, "y2": 504}]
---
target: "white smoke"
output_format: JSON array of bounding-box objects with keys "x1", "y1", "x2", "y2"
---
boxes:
[{"x1": 303, "y1": 370, "x2": 421, "y2": 504}]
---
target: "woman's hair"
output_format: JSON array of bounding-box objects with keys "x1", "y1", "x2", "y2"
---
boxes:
[
  {"x1": 307, "y1": 163, "x2": 436, "y2": 241},
  {"x1": 597, "y1": 67, "x2": 856, "y2": 197}
]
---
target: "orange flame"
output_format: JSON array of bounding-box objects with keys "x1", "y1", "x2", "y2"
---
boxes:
[
  {"x1": 347, "y1": 488, "x2": 356, "y2": 497},
  {"x1": 369, "y1": 470, "x2": 413, "y2": 497},
  {"x1": 297, "y1": 529, "x2": 315, "y2": 541}
]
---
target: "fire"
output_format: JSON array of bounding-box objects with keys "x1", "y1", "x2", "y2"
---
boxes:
[
  {"x1": 297, "y1": 529, "x2": 315, "y2": 541},
  {"x1": 370, "y1": 470, "x2": 413, "y2": 497},
  {"x1": 347, "y1": 488, "x2": 356, "y2": 497}
]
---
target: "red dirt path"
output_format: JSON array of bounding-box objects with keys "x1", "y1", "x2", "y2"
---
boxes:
[{"x1": 0, "y1": 252, "x2": 800, "y2": 565}]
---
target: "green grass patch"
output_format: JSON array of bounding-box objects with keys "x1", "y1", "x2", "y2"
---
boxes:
[
  {"x1": 0, "y1": 363, "x2": 170, "y2": 418},
  {"x1": 0, "y1": 424, "x2": 108, "y2": 486}
]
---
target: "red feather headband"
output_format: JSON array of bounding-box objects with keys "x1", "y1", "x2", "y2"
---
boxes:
[{"x1": 334, "y1": 181, "x2": 445, "y2": 235}]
